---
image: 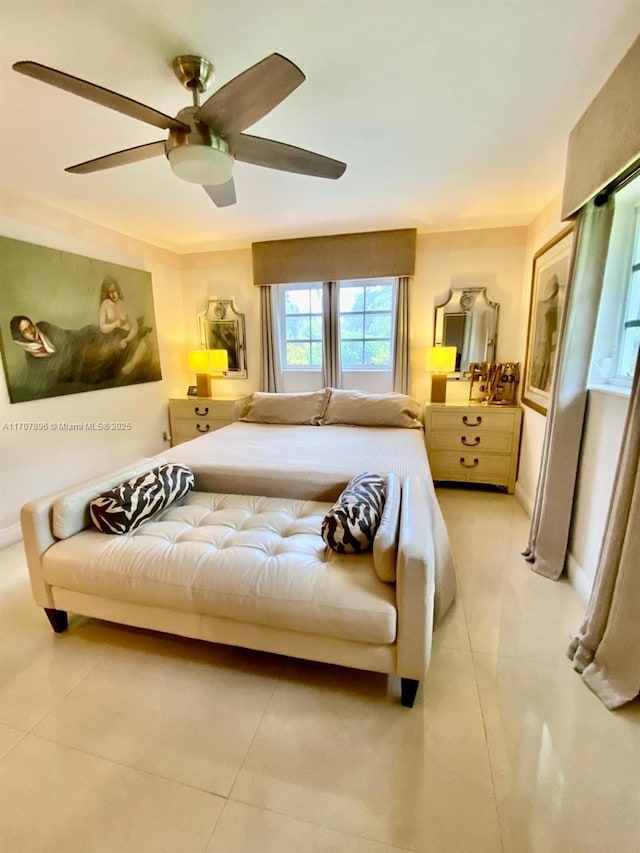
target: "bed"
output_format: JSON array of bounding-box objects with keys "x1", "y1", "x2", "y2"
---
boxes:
[{"x1": 162, "y1": 389, "x2": 456, "y2": 622}]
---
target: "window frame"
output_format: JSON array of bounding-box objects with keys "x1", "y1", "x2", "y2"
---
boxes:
[
  {"x1": 278, "y1": 278, "x2": 397, "y2": 373},
  {"x1": 338, "y1": 278, "x2": 396, "y2": 371},
  {"x1": 279, "y1": 282, "x2": 324, "y2": 371},
  {"x1": 615, "y1": 206, "x2": 640, "y2": 382}
]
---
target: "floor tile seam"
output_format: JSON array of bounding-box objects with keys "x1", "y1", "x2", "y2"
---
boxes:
[
  {"x1": 0, "y1": 727, "x2": 30, "y2": 766},
  {"x1": 21, "y1": 653, "x2": 104, "y2": 735},
  {"x1": 224, "y1": 793, "x2": 414, "y2": 851},
  {"x1": 225, "y1": 671, "x2": 282, "y2": 799},
  {"x1": 26, "y1": 730, "x2": 229, "y2": 799},
  {"x1": 468, "y1": 641, "x2": 507, "y2": 853},
  {"x1": 469, "y1": 649, "x2": 575, "y2": 670}
]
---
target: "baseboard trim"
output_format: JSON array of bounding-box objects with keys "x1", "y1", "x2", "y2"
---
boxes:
[
  {"x1": 514, "y1": 482, "x2": 533, "y2": 517},
  {"x1": 0, "y1": 522, "x2": 22, "y2": 549},
  {"x1": 566, "y1": 552, "x2": 593, "y2": 604}
]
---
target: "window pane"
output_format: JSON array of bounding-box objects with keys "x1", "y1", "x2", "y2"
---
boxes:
[
  {"x1": 339, "y1": 286, "x2": 363, "y2": 313},
  {"x1": 311, "y1": 341, "x2": 323, "y2": 366},
  {"x1": 619, "y1": 326, "x2": 639, "y2": 378},
  {"x1": 365, "y1": 285, "x2": 393, "y2": 311},
  {"x1": 309, "y1": 288, "x2": 323, "y2": 313},
  {"x1": 364, "y1": 340, "x2": 391, "y2": 366},
  {"x1": 285, "y1": 289, "x2": 309, "y2": 314},
  {"x1": 340, "y1": 314, "x2": 363, "y2": 339},
  {"x1": 310, "y1": 315, "x2": 323, "y2": 340},
  {"x1": 286, "y1": 342, "x2": 310, "y2": 366},
  {"x1": 341, "y1": 340, "x2": 364, "y2": 367},
  {"x1": 365, "y1": 314, "x2": 391, "y2": 338},
  {"x1": 286, "y1": 316, "x2": 310, "y2": 341}
]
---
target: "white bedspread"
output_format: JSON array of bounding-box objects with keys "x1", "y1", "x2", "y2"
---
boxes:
[{"x1": 163, "y1": 422, "x2": 456, "y2": 621}]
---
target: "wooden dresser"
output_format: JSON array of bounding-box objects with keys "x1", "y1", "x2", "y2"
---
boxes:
[
  {"x1": 168, "y1": 395, "x2": 250, "y2": 446},
  {"x1": 424, "y1": 402, "x2": 522, "y2": 493}
]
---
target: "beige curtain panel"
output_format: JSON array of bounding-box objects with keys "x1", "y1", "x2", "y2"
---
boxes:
[
  {"x1": 567, "y1": 351, "x2": 640, "y2": 709},
  {"x1": 524, "y1": 198, "x2": 615, "y2": 579},
  {"x1": 393, "y1": 276, "x2": 410, "y2": 394},
  {"x1": 252, "y1": 228, "x2": 417, "y2": 285}
]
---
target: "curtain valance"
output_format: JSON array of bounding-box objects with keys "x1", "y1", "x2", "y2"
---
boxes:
[
  {"x1": 562, "y1": 35, "x2": 640, "y2": 220},
  {"x1": 251, "y1": 228, "x2": 417, "y2": 285}
]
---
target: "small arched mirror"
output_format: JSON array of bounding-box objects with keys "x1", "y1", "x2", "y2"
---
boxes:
[{"x1": 434, "y1": 287, "x2": 499, "y2": 374}]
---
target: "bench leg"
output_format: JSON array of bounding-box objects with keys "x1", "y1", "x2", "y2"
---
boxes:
[
  {"x1": 44, "y1": 608, "x2": 68, "y2": 633},
  {"x1": 400, "y1": 678, "x2": 419, "y2": 708}
]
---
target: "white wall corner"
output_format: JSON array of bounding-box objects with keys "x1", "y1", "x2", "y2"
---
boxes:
[
  {"x1": 566, "y1": 552, "x2": 593, "y2": 604},
  {"x1": 514, "y1": 481, "x2": 534, "y2": 517},
  {"x1": 0, "y1": 523, "x2": 22, "y2": 549}
]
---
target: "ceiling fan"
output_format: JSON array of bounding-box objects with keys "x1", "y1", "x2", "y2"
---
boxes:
[{"x1": 12, "y1": 53, "x2": 347, "y2": 208}]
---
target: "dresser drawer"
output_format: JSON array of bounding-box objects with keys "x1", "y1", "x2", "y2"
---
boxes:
[
  {"x1": 169, "y1": 398, "x2": 243, "y2": 419},
  {"x1": 429, "y1": 451, "x2": 512, "y2": 484},
  {"x1": 171, "y1": 418, "x2": 231, "y2": 444},
  {"x1": 429, "y1": 430, "x2": 513, "y2": 454},
  {"x1": 430, "y1": 409, "x2": 515, "y2": 433}
]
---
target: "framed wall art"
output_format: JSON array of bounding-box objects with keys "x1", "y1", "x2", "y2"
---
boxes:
[
  {"x1": 0, "y1": 236, "x2": 162, "y2": 404},
  {"x1": 522, "y1": 225, "x2": 575, "y2": 415}
]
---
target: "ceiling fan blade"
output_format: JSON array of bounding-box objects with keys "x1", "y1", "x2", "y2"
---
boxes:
[
  {"x1": 13, "y1": 61, "x2": 189, "y2": 131},
  {"x1": 65, "y1": 140, "x2": 167, "y2": 174},
  {"x1": 195, "y1": 53, "x2": 305, "y2": 136},
  {"x1": 203, "y1": 179, "x2": 237, "y2": 208},
  {"x1": 232, "y1": 133, "x2": 346, "y2": 179}
]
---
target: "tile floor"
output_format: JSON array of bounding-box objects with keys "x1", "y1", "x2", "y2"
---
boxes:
[{"x1": 0, "y1": 487, "x2": 638, "y2": 852}]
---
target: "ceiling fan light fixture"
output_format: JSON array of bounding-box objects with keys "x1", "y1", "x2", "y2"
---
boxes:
[{"x1": 168, "y1": 145, "x2": 233, "y2": 185}]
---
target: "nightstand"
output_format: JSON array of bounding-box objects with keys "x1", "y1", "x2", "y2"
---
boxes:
[
  {"x1": 168, "y1": 395, "x2": 250, "y2": 446},
  {"x1": 424, "y1": 401, "x2": 522, "y2": 493}
]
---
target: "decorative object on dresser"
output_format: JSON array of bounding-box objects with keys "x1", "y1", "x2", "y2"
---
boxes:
[
  {"x1": 522, "y1": 225, "x2": 575, "y2": 415},
  {"x1": 434, "y1": 286, "x2": 499, "y2": 374},
  {"x1": 468, "y1": 362, "x2": 520, "y2": 405},
  {"x1": 168, "y1": 395, "x2": 250, "y2": 446},
  {"x1": 424, "y1": 402, "x2": 523, "y2": 494},
  {"x1": 198, "y1": 299, "x2": 247, "y2": 378},
  {"x1": 187, "y1": 348, "x2": 228, "y2": 397},
  {"x1": 426, "y1": 346, "x2": 457, "y2": 403}
]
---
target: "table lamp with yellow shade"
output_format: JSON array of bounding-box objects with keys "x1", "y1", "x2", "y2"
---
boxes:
[
  {"x1": 188, "y1": 348, "x2": 229, "y2": 397},
  {"x1": 426, "y1": 346, "x2": 457, "y2": 403}
]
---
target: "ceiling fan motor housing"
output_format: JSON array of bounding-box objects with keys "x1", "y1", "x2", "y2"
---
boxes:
[{"x1": 166, "y1": 106, "x2": 233, "y2": 185}]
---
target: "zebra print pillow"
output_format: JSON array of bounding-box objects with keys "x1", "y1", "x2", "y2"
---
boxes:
[
  {"x1": 321, "y1": 472, "x2": 386, "y2": 553},
  {"x1": 89, "y1": 463, "x2": 194, "y2": 535}
]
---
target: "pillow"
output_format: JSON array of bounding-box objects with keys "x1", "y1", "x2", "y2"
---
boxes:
[
  {"x1": 321, "y1": 472, "x2": 386, "y2": 553},
  {"x1": 322, "y1": 389, "x2": 422, "y2": 428},
  {"x1": 89, "y1": 463, "x2": 194, "y2": 534},
  {"x1": 241, "y1": 389, "x2": 330, "y2": 425},
  {"x1": 52, "y1": 457, "x2": 167, "y2": 539}
]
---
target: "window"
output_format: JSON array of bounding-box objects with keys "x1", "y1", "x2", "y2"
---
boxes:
[
  {"x1": 590, "y1": 176, "x2": 640, "y2": 389},
  {"x1": 339, "y1": 279, "x2": 395, "y2": 368},
  {"x1": 281, "y1": 284, "x2": 323, "y2": 368},
  {"x1": 617, "y1": 208, "x2": 640, "y2": 379},
  {"x1": 279, "y1": 278, "x2": 396, "y2": 372}
]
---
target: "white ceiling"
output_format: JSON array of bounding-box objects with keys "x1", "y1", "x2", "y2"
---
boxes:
[{"x1": 1, "y1": 1, "x2": 639, "y2": 253}]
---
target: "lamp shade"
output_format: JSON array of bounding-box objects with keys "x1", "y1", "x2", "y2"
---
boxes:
[
  {"x1": 426, "y1": 346, "x2": 457, "y2": 374},
  {"x1": 188, "y1": 349, "x2": 212, "y2": 372},
  {"x1": 210, "y1": 349, "x2": 229, "y2": 373}
]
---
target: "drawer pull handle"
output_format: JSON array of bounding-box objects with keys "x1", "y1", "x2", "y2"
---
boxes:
[
  {"x1": 462, "y1": 415, "x2": 482, "y2": 426},
  {"x1": 196, "y1": 424, "x2": 211, "y2": 433},
  {"x1": 461, "y1": 436, "x2": 480, "y2": 447},
  {"x1": 194, "y1": 406, "x2": 209, "y2": 417},
  {"x1": 459, "y1": 457, "x2": 479, "y2": 468}
]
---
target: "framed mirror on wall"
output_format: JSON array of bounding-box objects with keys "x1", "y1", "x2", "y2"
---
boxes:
[
  {"x1": 434, "y1": 287, "x2": 499, "y2": 375},
  {"x1": 198, "y1": 299, "x2": 247, "y2": 378}
]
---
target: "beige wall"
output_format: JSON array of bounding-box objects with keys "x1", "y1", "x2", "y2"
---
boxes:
[
  {"x1": 515, "y1": 193, "x2": 629, "y2": 601},
  {"x1": 0, "y1": 191, "x2": 185, "y2": 542}
]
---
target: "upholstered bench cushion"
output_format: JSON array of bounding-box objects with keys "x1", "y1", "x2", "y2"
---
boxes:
[{"x1": 42, "y1": 491, "x2": 397, "y2": 645}]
